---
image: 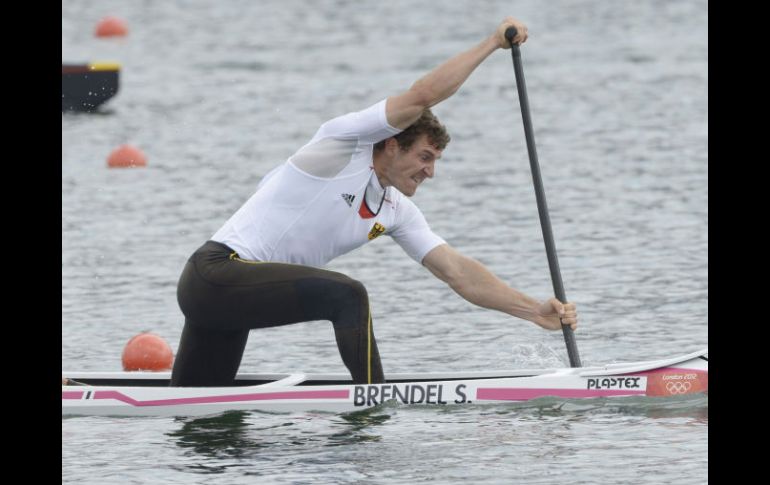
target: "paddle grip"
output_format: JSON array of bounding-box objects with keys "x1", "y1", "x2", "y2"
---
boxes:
[{"x1": 504, "y1": 26, "x2": 518, "y2": 45}]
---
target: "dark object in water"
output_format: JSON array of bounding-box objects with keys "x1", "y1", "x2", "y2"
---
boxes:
[{"x1": 62, "y1": 62, "x2": 120, "y2": 112}]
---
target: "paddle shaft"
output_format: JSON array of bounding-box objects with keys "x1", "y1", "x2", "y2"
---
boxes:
[{"x1": 505, "y1": 27, "x2": 581, "y2": 367}]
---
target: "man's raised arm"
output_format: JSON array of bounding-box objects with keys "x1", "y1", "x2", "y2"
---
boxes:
[{"x1": 385, "y1": 17, "x2": 529, "y2": 130}]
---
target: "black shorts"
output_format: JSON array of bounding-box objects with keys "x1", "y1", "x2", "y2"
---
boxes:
[{"x1": 169, "y1": 241, "x2": 384, "y2": 386}]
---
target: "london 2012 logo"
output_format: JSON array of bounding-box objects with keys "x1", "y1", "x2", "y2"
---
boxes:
[
  {"x1": 646, "y1": 370, "x2": 707, "y2": 396},
  {"x1": 665, "y1": 381, "x2": 692, "y2": 394}
]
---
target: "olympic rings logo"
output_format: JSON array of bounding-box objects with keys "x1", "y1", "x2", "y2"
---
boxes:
[{"x1": 665, "y1": 381, "x2": 692, "y2": 394}]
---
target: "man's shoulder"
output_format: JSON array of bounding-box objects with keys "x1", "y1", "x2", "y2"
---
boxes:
[{"x1": 315, "y1": 99, "x2": 399, "y2": 144}]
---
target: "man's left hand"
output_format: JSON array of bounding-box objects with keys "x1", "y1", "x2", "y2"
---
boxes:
[{"x1": 537, "y1": 298, "x2": 577, "y2": 331}]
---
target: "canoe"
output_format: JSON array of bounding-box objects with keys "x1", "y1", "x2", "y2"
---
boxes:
[{"x1": 62, "y1": 348, "x2": 707, "y2": 417}]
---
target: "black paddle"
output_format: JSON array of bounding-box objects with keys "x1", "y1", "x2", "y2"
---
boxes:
[{"x1": 505, "y1": 27, "x2": 581, "y2": 367}]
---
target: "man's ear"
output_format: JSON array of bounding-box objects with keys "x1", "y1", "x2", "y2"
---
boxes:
[{"x1": 384, "y1": 137, "x2": 399, "y2": 156}]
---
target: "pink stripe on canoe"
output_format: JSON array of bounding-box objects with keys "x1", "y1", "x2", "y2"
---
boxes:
[
  {"x1": 476, "y1": 388, "x2": 646, "y2": 401},
  {"x1": 89, "y1": 389, "x2": 350, "y2": 407},
  {"x1": 62, "y1": 391, "x2": 84, "y2": 399}
]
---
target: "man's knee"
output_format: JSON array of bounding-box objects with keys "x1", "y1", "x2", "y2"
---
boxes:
[
  {"x1": 294, "y1": 274, "x2": 369, "y2": 324},
  {"x1": 342, "y1": 277, "x2": 368, "y2": 302},
  {"x1": 325, "y1": 276, "x2": 369, "y2": 327},
  {"x1": 316, "y1": 274, "x2": 366, "y2": 307}
]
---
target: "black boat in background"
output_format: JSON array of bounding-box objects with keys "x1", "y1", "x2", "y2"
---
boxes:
[{"x1": 62, "y1": 62, "x2": 120, "y2": 112}]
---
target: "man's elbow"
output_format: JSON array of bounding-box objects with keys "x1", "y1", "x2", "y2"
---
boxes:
[{"x1": 408, "y1": 82, "x2": 437, "y2": 109}]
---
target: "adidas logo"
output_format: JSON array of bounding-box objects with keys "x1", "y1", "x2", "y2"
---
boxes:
[{"x1": 341, "y1": 193, "x2": 356, "y2": 207}]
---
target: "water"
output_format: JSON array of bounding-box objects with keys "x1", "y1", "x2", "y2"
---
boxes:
[{"x1": 62, "y1": 0, "x2": 708, "y2": 483}]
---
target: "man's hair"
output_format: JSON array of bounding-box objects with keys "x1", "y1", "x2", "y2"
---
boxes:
[{"x1": 374, "y1": 108, "x2": 450, "y2": 153}]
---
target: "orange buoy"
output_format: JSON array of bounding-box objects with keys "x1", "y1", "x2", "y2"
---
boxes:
[
  {"x1": 122, "y1": 333, "x2": 174, "y2": 371},
  {"x1": 95, "y1": 16, "x2": 128, "y2": 37},
  {"x1": 107, "y1": 144, "x2": 147, "y2": 168}
]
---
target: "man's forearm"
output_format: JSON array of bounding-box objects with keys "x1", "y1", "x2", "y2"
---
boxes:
[
  {"x1": 410, "y1": 35, "x2": 499, "y2": 109},
  {"x1": 423, "y1": 245, "x2": 574, "y2": 331},
  {"x1": 386, "y1": 17, "x2": 527, "y2": 129},
  {"x1": 444, "y1": 255, "x2": 543, "y2": 323}
]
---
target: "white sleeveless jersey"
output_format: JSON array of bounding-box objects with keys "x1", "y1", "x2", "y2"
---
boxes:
[{"x1": 211, "y1": 99, "x2": 445, "y2": 267}]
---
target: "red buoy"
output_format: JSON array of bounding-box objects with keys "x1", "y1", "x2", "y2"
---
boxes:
[
  {"x1": 95, "y1": 16, "x2": 128, "y2": 37},
  {"x1": 122, "y1": 333, "x2": 174, "y2": 371},
  {"x1": 107, "y1": 144, "x2": 147, "y2": 168}
]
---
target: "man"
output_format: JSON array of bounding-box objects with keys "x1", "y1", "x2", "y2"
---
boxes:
[{"x1": 170, "y1": 16, "x2": 577, "y2": 387}]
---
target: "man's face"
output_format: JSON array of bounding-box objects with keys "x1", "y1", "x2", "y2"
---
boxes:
[{"x1": 380, "y1": 135, "x2": 442, "y2": 196}]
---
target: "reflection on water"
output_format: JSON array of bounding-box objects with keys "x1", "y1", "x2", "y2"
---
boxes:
[
  {"x1": 326, "y1": 408, "x2": 392, "y2": 446},
  {"x1": 166, "y1": 394, "x2": 705, "y2": 470},
  {"x1": 168, "y1": 411, "x2": 265, "y2": 467},
  {"x1": 167, "y1": 407, "x2": 394, "y2": 470},
  {"x1": 483, "y1": 394, "x2": 708, "y2": 423}
]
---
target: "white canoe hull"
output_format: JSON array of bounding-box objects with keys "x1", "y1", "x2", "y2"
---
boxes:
[{"x1": 62, "y1": 348, "x2": 707, "y2": 417}]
